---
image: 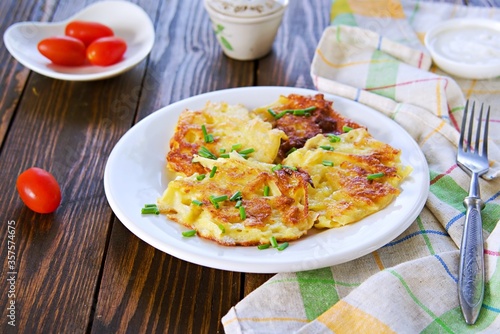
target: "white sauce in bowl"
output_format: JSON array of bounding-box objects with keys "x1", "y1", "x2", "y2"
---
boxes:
[{"x1": 430, "y1": 27, "x2": 500, "y2": 65}]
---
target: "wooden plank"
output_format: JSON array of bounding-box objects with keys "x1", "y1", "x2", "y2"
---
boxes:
[
  {"x1": 91, "y1": 1, "x2": 252, "y2": 333},
  {"x1": 0, "y1": 0, "x2": 58, "y2": 147},
  {"x1": 0, "y1": 0, "x2": 161, "y2": 332}
]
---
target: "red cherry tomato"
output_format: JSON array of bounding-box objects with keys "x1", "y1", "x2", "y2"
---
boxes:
[
  {"x1": 16, "y1": 167, "x2": 62, "y2": 214},
  {"x1": 86, "y1": 37, "x2": 127, "y2": 66},
  {"x1": 65, "y1": 21, "x2": 114, "y2": 46},
  {"x1": 37, "y1": 36, "x2": 86, "y2": 66}
]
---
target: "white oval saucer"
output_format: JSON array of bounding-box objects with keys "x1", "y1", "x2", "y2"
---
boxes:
[{"x1": 3, "y1": 0, "x2": 155, "y2": 81}]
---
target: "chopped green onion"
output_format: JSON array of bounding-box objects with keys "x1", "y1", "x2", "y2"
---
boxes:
[
  {"x1": 231, "y1": 143, "x2": 242, "y2": 151},
  {"x1": 209, "y1": 166, "x2": 217, "y2": 178},
  {"x1": 230, "y1": 191, "x2": 242, "y2": 201},
  {"x1": 210, "y1": 199, "x2": 219, "y2": 209},
  {"x1": 209, "y1": 195, "x2": 228, "y2": 208},
  {"x1": 277, "y1": 242, "x2": 289, "y2": 251},
  {"x1": 292, "y1": 109, "x2": 306, "y2": 116},
  {"x1": 258, "y1": 244, "x2": 270, "y2": 250},
  {"x1": 292, "y1": 106, "x2": 316, "y2": 116},
  {"x1": 283, "y1": 165, "x2": 297, "y2": 171},
  {"x1": 198, "y1": 146, "x2": 217, "y2": 159},
  {"x1": 268, "y1": 106, "x2": 317, "y2": 120},
  {"x1": 217, "y1": 224, "x2": 226, "y2": 233},
  {"x1": 367, "y1": 172, "x2": 385, "y2": 180},
  {"x1": 219, "y1": 148, "x2": 226, "y2": 153},
  {"x1": 235, "y1": 200, "x2": 242, "y2": 208},
  {"x1": 182, "y1": 229, "x2": 197, "y2": 237},
  {"x1": 267, "y1": 109, "x2": 277, "y2": 118},
  {"x1": 320, "y1": 145, "x2": 335, "y2": 151},
  {"x1": 270, "y1": 236, "x2": 278, "y2": 248},
  {"x1": 271, "y1": 164, "x2": 283, "y2": 172},
  {"x1": 220, "y1": 153, "x2": 230, "y2": 158},
  {"x1": 276, "y1": 111, "x2": 289, "y2": 119},
  {"x1": 342, "y1": 125, "x2": 353, "y2": 133},
  {"x1": 192, "y1": 199, "x2": 203, "y2": 206},
  {"x1": 239, "y1": 206, "x2": 246, "y2": 220},
  {"x1": 196, "y1": 174, "x2": 206, "y2": 181},
  {"x1": 201, "y1": 125, "x2": 214, "y2": 143},
  {"x1": 286, "y1": 147, "x2": 297, "y2": 156},
  {"x1": 141, "y1": 203, "x2": 159, "y2": 215},
  {"x1": 211, "y1": 195, "x2": 228, "y2": 202},
  {"x1": 238, "y1": 148, "x2": 255, "y2": 155},
  {"x1": 327, "y1": 134, "x2": 341, "y2": 142},
  {"x1": 263, "y1": 185, "x2": 270, "y2": 196},
  {"x1": 322, "y1": 160, "x2": 334, "y2": 167}
]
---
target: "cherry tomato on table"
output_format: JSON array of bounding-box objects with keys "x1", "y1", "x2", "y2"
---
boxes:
[
  {"x1": 37, "y1": 36, "x2": 86, "y2": 66},
  {"x1": 86, "y1": 37, "x2": 127, "y2": 66},
  {"x1": 65, "y1": 20, "x2": 114, "y2": 46},
  {"x1": 16, "y1": 167, "x2": 62, "y2": 214}
]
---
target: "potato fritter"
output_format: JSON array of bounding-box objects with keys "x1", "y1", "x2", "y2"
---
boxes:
[{"x1": 252, "y1": 94, "x2": 363, "y2": 161}]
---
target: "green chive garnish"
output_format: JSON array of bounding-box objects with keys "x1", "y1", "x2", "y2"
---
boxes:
[
  {"x1": 141, "y1": 203, "x2": 159, "y2": 215},
  {"x1": 342, "y1": 125, "x2": 353, "y2": 133},
  {"x1": 268, "y1": 107, "x2": 317, "y2": 119},
  {"x1": 292, "y1": 106, "x2": 316, "y2": 116},
  {"x1": 196, "y1": 174, "x2": 206, "y2": 181},
  {"x1": 198, "y1": 146, "x2": 217, "y2": 159},
  {"x1": 201, "y1": 125, "x2": 214, "y2": 143},
  {"x1": 283, "y1": 165, "x2": 297, "y2": 171},
  {"x1": 239, "y1": 206, "x2": 246, "y2": 220},
  {"x1": 258, "y1": 244, "x2": 270, "y2": 250},
  {"x1": 286, "y1": 147, "x2": 297, "y2": 156},
  {"x1": 367, "y1": 172, "x2": 385, "y2": 180},
  {"x1": 231, "y1": 143, "x2": 242, "y2": 151},
  {"x1": 219, "y1": 148, "x2": 226, "y2": 153},
  {"x1": 277, "y1": 242, "x2": 289, "y2": 251},
  {"x1": 320, "y1": 145, "x2": 335, "y2": 151},
  {"x1": 220, "y1": 153, "x2": 230, "y2": 158},
  {"x1": 182, "y1": 229, "x2": 197, "y2": 237},
  {"x1": 271, "y1": 164, "x2": 283, "y2": 172},
  {"x1": 270, "y1": 236, "x2": 278, "y2": 248},
  {"x1": 212, "y1": 195, "x2": 228, "y2": 202},
  {"x1": 209, "y1": 195, "x2": 228, "y2": 208},
  {"x1": 327, "y1": 134, "x2": 341, "y2": 142},
  {"x1": 263, "y1": 185, "x2": 270, "y2": 196},
  {"x1": 322, "y1": 160, "x2": 334, "y2": 167},
  {"x1": 217, "y1": 224, "x2": 226, "y2": 233},
  {"x1": 239, "y1": 148, "x2": 255, "y2": 155},
  {"x1": 209, "y1": 166, "x2": 217, "y2": 178},
  {"x1": 230, "y1": 191, "x2": 242, "y2": 201},
  {"x1": 192, "y1": 199, "x2": 203, "y2": 206},
  {"x1": 235, "y1": 200, "x2": 242, "y2": 208}
]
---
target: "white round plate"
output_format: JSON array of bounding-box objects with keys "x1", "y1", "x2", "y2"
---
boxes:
[
  {"x1": 3, "y1": 1, "x2": 155, "y2": 81},
  {"x1": 104, "y1": 86, "x2": 429, "y2": 273}
]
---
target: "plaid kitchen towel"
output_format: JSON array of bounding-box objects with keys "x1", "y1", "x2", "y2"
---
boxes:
[{"x1": 222, "y1": 1, "x2": 500, "y2": 333}]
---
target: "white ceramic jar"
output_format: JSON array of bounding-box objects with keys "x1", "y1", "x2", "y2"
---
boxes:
[{"x1": 203, "y1": 0, "x2": 289, "y2": 61}]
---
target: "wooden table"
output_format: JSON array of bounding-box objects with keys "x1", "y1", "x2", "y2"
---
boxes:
[{"x1": 0, "y1": 0, "x2": 495, "y2": 333}]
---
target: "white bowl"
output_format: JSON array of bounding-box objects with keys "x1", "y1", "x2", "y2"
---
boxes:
[
  {"x1": 424, "y1": 18, "x2": 500, "y2": 80},
  {"x1": 203, "y1": 0, "x2": 288, "y2": 61},
  {"x1": 3, "y1": 0, "x2": 155, "y2": 81}
]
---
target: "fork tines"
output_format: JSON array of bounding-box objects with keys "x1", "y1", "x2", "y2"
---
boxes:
[{"x1": 460, "y1": 101, "x2": 490, "y2": 158}]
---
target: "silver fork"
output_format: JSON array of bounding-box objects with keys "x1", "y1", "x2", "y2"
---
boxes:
[{"x1": 456, "y1": 100, "x2": 490, "y2": 325}]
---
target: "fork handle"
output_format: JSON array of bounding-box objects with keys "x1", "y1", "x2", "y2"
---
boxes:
[{"x1": 458, "y1": 196, "x2": 485, "y2": 325}]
